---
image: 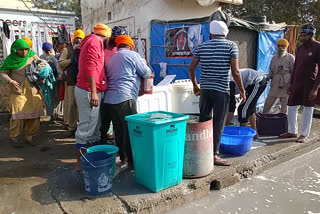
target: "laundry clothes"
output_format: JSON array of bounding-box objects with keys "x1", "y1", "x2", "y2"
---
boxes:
[
  {"x1": 38, "y1": 64, "x2": 55, "y2": 108},
  {"x1": 58, "y1": 26, "x2": 70, "y2": 44}
]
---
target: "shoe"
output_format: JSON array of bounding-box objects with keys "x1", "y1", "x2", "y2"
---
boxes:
[
  {"x1": 64, "y1": 130, "x2": 76, "y2": 138},
  {"x1": 10, "y1": 139, "x2": 24, "y2": 148},
  {"x1": 25, "y1": 140, "x2": 36, "y2": 147}
]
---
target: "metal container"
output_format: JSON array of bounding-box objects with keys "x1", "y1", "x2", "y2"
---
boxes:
[{"x1": 183, "y1": 115, "x2": 213, "y2": 178}]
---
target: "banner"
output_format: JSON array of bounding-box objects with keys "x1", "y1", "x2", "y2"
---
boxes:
[{"x1": 165, "y1": 25, "x2": 201, "y2": 58}]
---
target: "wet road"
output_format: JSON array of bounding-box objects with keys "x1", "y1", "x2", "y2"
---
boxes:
[{"x1": 169, "y1": 147, "x2": 320, "y2": 214}]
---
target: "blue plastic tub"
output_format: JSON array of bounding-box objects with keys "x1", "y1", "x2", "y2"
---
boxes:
[
  {"x1": 86, "y1": 145, "x2": 119, "y2": 176},
  {"x1": 220, "y1": 126, "x2": 256, "y2": 156},
  {"x1": 125, "y1": 111, "x2": 189, "y2": 192},
  {"x1": 81, "y1": 151, "x2": 113, "y2": 195}
]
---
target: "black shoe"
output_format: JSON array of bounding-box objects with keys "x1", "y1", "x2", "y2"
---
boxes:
[
  {"x1": 10, "y1": 140, "x2": 24, "y2": 148},
  {"x1": 25, "y1": 140, "x2": 36, "y2": 147},
  {"x1": 64, "y1": 130, "x2": 76, "y2": 138}
]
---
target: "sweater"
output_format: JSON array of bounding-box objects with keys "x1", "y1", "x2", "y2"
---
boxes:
[{"x1": 76, "y1": 34, "x2": 107, "y2": 92}]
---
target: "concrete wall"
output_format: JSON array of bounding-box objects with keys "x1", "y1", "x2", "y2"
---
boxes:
[{"x1": 81, "y1": 0, "x2": 223, "y2": 59}]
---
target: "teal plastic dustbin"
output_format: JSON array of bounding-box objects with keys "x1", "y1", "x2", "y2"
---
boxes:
[{"x1": 125, "y1": 111, "x2": 189, "y2": 192}]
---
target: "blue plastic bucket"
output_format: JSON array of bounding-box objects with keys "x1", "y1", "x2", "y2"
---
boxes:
[
  {"x1": 220, "y1": 126, "x2": 256, "y2": 156},
  {"x1": 80, "y1": 151, "x2": 114, "y2": 195},
  {"x1": 86, "y1": 145, "x2": 119, "y2": 176}
]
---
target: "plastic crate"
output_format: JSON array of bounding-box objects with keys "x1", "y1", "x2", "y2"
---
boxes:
[
  {"x1": 220, "y1": 126, "x2": 256, "y2": 156},
  {"x1": 125, "y1": 111, "x2": 189, "y2": 192}
]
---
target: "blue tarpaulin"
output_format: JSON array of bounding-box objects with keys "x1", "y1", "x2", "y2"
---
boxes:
[
  {"x1": 256, "y1": 30, "x2": 285, "y2": 107},
  {"x1": 150, "y1": 23, "x2": 210, "y2": 84},
  {"x1": 150, "y1": 19, "x2": 286, "y2": 108}
]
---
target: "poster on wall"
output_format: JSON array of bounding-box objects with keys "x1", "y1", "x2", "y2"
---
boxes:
[{"x1": 165, "y1": 24, "x2": 202, "y2": 58}]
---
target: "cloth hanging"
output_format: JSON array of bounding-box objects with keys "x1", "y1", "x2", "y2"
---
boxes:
[
  {"x1": 9, "y1": 24, "x2": 15, "y2": 44},
  {"x1": 58, "y1": 26, "x2": 70, "y2": 44},
  {"x1": 37, "y1": 25, "x2": 43, "y2": 56},
  {"x1": 24, "y1": 23, "x2": 29, "y2": 38},
  {"x1": 18, "y1": 25, "x2": 22, "y2": 39},
  {"x1": 31, "y1": 25, "x2": 37, "y2": 53},
  {"x1": 1, "y1": 23, "x2": 12, "y2": 58},
  {"x1": 38, "y1": 64, "x2": 55, "y2": 107},
  {"x1": 3, "y1": 22, "x2": 9, "y2": 39},
  {"x1": 44, "y1": 27, "x2": 51, "y2": 43}
]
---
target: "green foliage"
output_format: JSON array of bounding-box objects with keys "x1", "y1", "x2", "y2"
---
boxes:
[
  {"x1": 223, "y1": 0, "x2": 320, "y2": 40},
  {"x1": 33, "y1": 0, "x2": 82, "y2": 27}
]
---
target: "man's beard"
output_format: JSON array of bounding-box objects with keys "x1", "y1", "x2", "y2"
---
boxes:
[
  {"x1": 73, "y1": 43, "x2": 80, "y2": 49},
  {"x1": 278, "y1": 49, "x2": 287, "y2": 57}
]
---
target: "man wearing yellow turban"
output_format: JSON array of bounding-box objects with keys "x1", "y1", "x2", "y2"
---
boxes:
[
  {"x1": 73, "y1": 29, "x2": 85, "y2": 47},
  {"x1": 263, "y1": 38, "x2": 295, "y2": 114},
  {"x1": 58, "y1": 29, "x2": 85, "y2": 137}
]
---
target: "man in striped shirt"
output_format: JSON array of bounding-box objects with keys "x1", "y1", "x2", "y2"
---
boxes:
[{"x1": 189, "y1": 20, "x2": 246, "y2": 166}]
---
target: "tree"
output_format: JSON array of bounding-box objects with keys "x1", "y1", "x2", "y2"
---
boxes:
[
  {"x1": 222, "y1": 0, "x2": 320, "y2": 40},
  {"x1": 33, "y1": 0, "x2": 82, "y2": 27}
]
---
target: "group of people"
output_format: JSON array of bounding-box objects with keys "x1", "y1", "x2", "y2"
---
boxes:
[
  {"x1": 1, "y1": 19, "x2": 320, "y2": 169},
  {"x1": 0, "y1": 23, "x2": 151, "y2": 171},
  {"x1": 189, "y1": 21, "x2": 320, "y2": 166}
]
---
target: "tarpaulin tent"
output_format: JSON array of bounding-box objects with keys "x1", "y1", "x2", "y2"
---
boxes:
[{"x1": 150, "y1": 10, "x2": 286, "y2": 107}]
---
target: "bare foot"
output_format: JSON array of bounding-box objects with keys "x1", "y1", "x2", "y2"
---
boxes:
[{"x1": 214, "y1": 155, "x2": 230, "y2": 166}]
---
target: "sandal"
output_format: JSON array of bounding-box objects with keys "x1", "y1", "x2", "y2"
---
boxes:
[
  {"x1": 279, "y1": 133, "x2": 297, "y2": 138},
  {"x1": 296, "y1": 135, "x2": 306, "y2": 143},
  {"x1": 214, "y1": 157, "x2": 231, "y2": 166}
]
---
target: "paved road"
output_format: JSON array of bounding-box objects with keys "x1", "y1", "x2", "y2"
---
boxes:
[{"x1": 169, "y1": 148, "x2": 320, "y2": 214}]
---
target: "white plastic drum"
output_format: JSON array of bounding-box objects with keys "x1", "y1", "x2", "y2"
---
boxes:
[{"x1": 171, "y1": 80, "x2": 200, "y2": 114}]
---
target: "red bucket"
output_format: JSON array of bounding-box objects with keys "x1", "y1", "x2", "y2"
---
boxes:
[{"x1": 139, "y1": 73, "x2": 154, "y2": 96}]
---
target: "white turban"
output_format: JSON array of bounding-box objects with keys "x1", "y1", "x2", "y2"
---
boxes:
[{"x1": 210, "y1": 20, "x2": 229, "y2": 37}]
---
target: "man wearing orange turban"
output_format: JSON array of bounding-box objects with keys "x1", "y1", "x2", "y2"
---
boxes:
[
  {"x1": 74, "y1": 23, "x2": 111, "y2": 171},
  {"x1": 263, "y1": 38, "x2": 295, "y2": 114},
  {"x1": 115, "y1": 35, "x2": 134, "y2": 50},
  {"x1": 101, "y1": 34, "x2": 151, "y2": 166}
]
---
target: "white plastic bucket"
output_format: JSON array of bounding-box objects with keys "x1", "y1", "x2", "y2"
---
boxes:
[{"x1": 171, "y1": 80, "x2": 200, "y2": 114}]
